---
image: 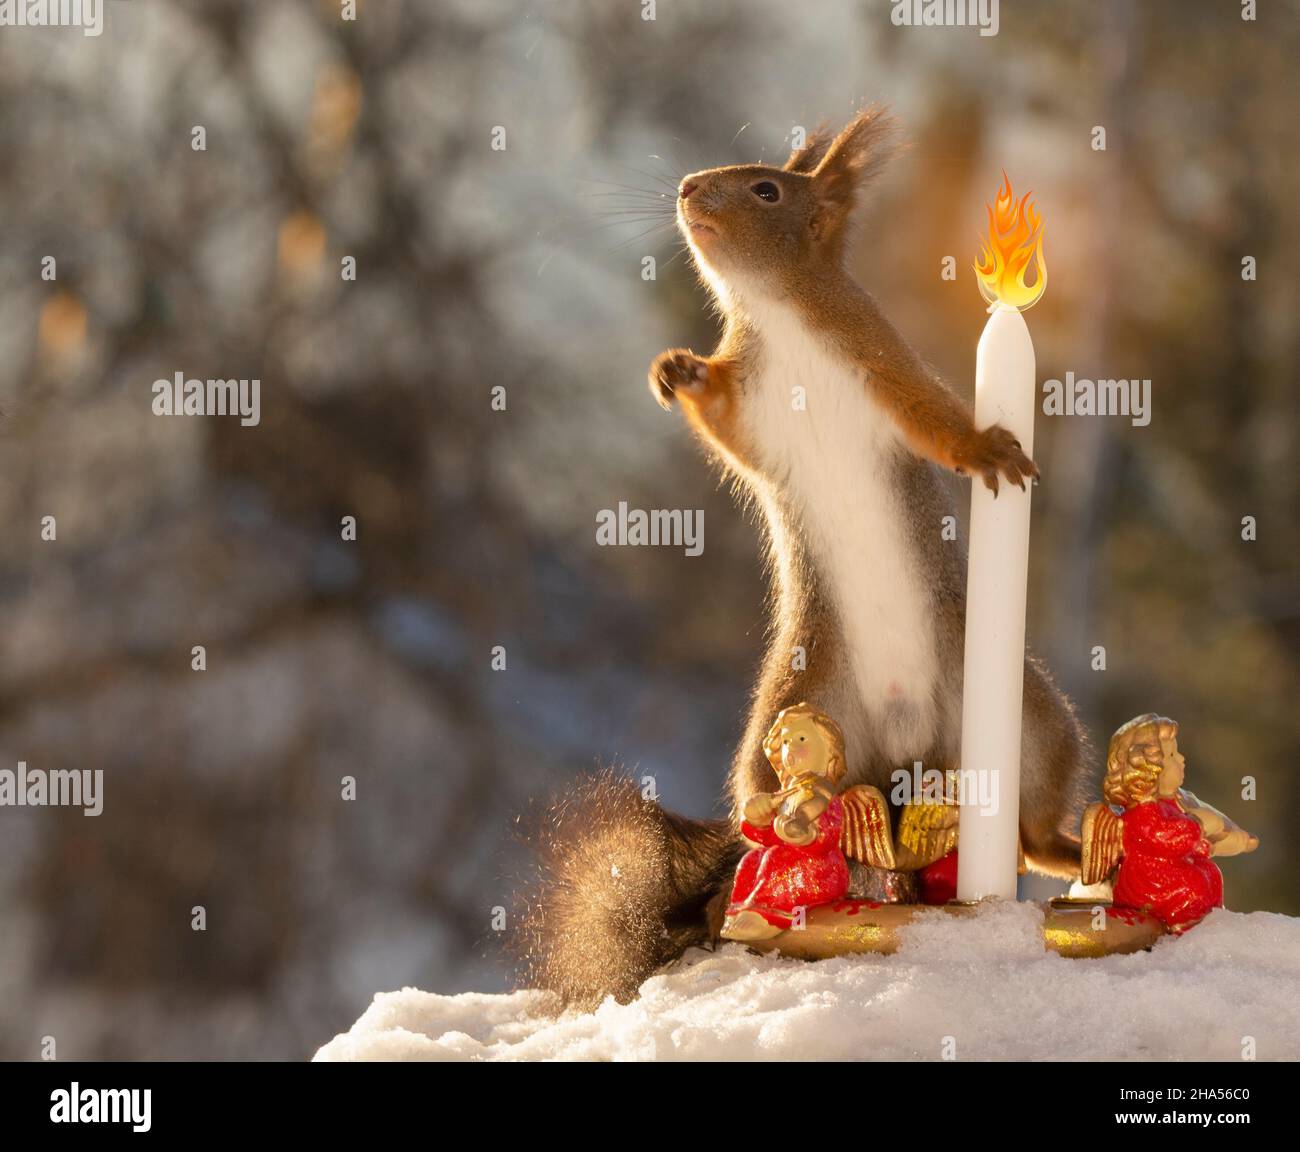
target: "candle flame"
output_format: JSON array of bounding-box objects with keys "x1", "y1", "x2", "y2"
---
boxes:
[{"x1": 975, "y1": 173, "x2": 1047, "y2": 310}]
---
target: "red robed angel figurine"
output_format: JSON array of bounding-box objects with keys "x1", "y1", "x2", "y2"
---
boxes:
[
  {"x1": 1081, "y1": 713, "x2": 1259, "y2": 934},
  {"x1": 721, "y1": 703, "x2": 893, "y2": 942}
]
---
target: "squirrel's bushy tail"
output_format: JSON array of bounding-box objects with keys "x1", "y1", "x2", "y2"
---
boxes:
[{"x1": 512, "y1": 771, "x2": 740, "y2": 1008}]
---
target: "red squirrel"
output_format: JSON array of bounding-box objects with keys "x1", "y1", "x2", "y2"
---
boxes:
[{"x1": 514, "y1": 108, "x2": 1087, "y2": 1008}]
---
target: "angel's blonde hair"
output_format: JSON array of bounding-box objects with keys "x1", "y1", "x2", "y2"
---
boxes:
[
  {"x1": 762, "y1": 703, "x2": 847, "y2": 784},
  {"x1": 1103, "y1": 713, "x2": 1178, "y2": 808}
]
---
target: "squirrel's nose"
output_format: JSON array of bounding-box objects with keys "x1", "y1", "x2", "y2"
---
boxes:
[{"x1": 679, "y1": 180, "x2": 698, "y2": 200}]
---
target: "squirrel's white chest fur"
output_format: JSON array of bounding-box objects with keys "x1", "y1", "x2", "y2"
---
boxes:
[{"x1": 741, "y1": 298, "x2": 939, "y2": 763}]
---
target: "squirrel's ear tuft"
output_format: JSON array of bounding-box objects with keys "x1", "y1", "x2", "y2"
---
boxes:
[
  {"x1": 783, "y1": 123, "x2": 834, "y2": 174},
  {"x1": 811, "y1": 105, "x2": 900, "y2": 211}
]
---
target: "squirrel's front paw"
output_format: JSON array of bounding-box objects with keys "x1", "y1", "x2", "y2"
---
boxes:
[
  {"x1": 957, "y1": 425, "x2": 1039, "y2": 496},
  {"x1": 649, "y1": 349, "x2": 709, "y2": 411}
]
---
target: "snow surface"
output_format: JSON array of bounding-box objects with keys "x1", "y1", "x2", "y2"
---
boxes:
[{"x1": 314, "y1": 902, "x2": 1300, "y2": 1061}]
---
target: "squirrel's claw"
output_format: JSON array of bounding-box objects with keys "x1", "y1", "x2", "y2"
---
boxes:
[
  {"x1": 962, "y1": 424, "x2": 1038, "y2": 498},
  {"x1": 651, "y1": 377, "x2": 675, "y2": 411},
  {"x1": 649, "y1": 349, "x2": 708, "y2": 410}
]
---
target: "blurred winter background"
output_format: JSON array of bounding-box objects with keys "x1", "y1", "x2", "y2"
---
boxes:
[{"x1": 0, "y1": 0, "x2": 1296, "y2": 1059}]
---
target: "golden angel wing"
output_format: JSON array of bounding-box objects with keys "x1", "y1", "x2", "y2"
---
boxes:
[
  {"x1": 894, "y1": 795, "x2": 960, "y2": 871},
  {"x1": 1080, "y1": 802, "x2": 1123, "y2": 886},
  {"x1": 840, "y1": 785, "x2": 896, "y2": 869}
]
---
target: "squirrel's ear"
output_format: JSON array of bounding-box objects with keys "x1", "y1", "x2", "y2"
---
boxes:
[
  {"x1": 783, "y1": 123, "x2": 833, "y2": 173},
  {"x1": 811, "y1": 105, "x2": 899, "y2": 212}
]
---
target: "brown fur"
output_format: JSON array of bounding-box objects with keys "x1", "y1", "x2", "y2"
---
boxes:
[{"x1": 511, "y1": 772, "x2": 739, "y2": 1008}]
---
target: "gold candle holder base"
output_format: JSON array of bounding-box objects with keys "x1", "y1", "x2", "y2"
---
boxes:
[{"x1": 740, "y1": 897, "x2": 1166, "y2": 960}]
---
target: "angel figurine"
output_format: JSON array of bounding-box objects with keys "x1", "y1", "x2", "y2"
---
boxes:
[
  {"x1": 721, "y1": 703, "x2": 894, "y2": 942},
  {"x1": 1080, "y1": 713, "x2": 1259, "y2": 934}
]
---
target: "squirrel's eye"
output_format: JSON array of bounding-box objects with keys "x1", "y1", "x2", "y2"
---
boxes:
[{"x1": 751, "y1": 181, "x2": 780, "y2": 203}]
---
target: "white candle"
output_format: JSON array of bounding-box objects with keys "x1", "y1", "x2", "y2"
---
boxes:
[
  {"x1": 957, "y1": 176, "x2": 1046, "y2": 902},
  {"x1": 956, "y1": 305, "x2": 1036, "y2": 900}
]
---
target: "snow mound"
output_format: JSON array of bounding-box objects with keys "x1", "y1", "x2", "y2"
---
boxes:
[{"x1": 314, "y1": 903, "x2": 1300, "y2": 1061}]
